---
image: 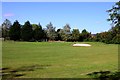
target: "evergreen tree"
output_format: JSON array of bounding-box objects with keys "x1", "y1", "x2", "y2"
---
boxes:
[
  {"x1": 60, "y1": 24, "x2": 72, "y2": 41},
  {"x1": 46, "y1": 22, "x2": 57, "y2": 41},
  {"x1": 9, "y1": 20, "x2": 21, "y2": 41},
  {"x1": 21, "y1": 21, "x2": 33, "y2": 41},
  {"x1": 81, "y1": 29, "x2": 91, "y2": 41},
  {"x1": 2, "y1": 19, "x2": 12, "y2": 40},
  {"x1": 57, "y1": 29, "x2": 62, "y2": 40},
  {"x1": 63, "y1": 24, "x2": 71, "y2": 34}
]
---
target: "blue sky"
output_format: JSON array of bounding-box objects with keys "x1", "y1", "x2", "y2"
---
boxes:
[{"x1": 2, "y1": 2, "x2": 115, "y2": 34}]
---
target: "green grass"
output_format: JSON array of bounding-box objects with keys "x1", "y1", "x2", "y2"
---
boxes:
[{"x1": 2, "y1": 41, "x2": 118, "y2": 78}]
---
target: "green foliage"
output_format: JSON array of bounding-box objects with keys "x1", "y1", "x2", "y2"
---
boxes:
[
  {"x1": 2, "y1": 19, "x2": 12, "y2": 29},
  {"x1": 58, "y1": 29, "x2": 65, "y2": 41},
  {"x1": 46, "y1": 22, "x2": 58, "y2": 40},
  {"x1": 2, "y1": 19, "x2": 12, "y2": 40},
  {"x1": 58, "y1": 29, "x2": 72, "y2": 41},
  {"x1": 112, "y1": 34, "x2": 120, "y2": 44},
  {"x1": 2, "y1": 27, "x2": 9, "y2": 39},
  {"x1": 63, "y1": 24, "x2": 71, "y2": 33},
  {"x1": 9, "y1": 20, "x2": 21, "y2": 41},
  {"x1": 58, "y1": 24, "x2": 72, "y2": 41},
  {"x1": 72, "y1": 29, "x2": 80, "y2": 41},
  {"x1": 33, "y1": 23, "x2": 44, "y2": 41},
  {"x1": 80, "y1": 29, "x2": 91, "y2": 41},
  {"x1": 56, "y1": 29, "x2": 62, "y2": 40},
  {"x1": 93, "y1": 1, "x2": 120, "y2": 44},
  {"x1": 21, "y1": 21, "x2": 33, "y2": 41},
  {"x1": 94, "y1": 32, "x2": 112, "y2": 44},
  {"x1": 106, "y1": 1, "x2": 120, "y2": 44},
  {"x1": 32, "y1": 24, "x2": 41, "y2": 30},
  {"x1": 107, "y1": 1, "x2": 120, "y2": 26}
]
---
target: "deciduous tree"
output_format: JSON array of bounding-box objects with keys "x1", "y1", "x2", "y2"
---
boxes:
[
  {"x1": 72, "y1": 29, "x2": 80, "y2": 41},
  {"x1": 33, "y1": 23, "x2": 44, "y2": 41}
]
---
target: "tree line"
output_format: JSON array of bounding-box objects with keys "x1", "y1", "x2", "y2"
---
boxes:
[
  {"x1": 1, "y1": 20, "x2": 92, "y2": 42},
  {"x1": 1, "y1": 1, "x2": 120, "y2": 44}
]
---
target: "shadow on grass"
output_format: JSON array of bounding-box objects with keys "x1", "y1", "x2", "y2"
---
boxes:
[
  {"x1": 87, "y1": 70, "x2": 120, "y2": 80},
  {"x1": 0, "y1": 64, "x2": 51, "y2": 79}
]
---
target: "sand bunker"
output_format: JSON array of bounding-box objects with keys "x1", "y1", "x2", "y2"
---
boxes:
[{"x1": 73, "y1": 43, "x2": 91, "y2": 47}]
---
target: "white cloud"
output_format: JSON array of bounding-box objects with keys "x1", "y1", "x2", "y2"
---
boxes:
[{"x1": 3, "y1": 13, "x2": 14, "y2": 17}]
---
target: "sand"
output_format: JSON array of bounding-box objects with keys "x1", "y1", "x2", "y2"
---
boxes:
[{"x1": 73, "y1": 43, "x2": 91, "y2": 47}]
